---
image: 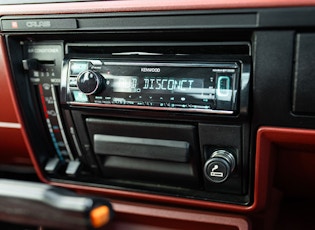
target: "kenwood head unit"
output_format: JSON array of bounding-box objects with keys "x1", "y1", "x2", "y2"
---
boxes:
[{"x1": 62, "y1": 57, "x2": 240, "y2": 114}]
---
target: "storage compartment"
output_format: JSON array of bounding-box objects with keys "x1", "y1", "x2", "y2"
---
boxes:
[
  {"x1": 256, "y1": 127, "x2": 315, "y2": 230},
  {"x1": 86, "y1": 118, "x2": 201, "y2": 188}
]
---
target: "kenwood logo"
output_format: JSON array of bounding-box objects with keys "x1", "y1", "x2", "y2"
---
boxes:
[
  {"x1": 141, "y1": 67, "x2": 161, "y2": 73},
  {"x1": 26, "y1": 21, "x2": 51, "y2": 28}
]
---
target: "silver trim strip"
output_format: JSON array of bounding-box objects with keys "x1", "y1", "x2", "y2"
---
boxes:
[
  {"x1": 70, "y1": 127, "x2": 83, "y2": 157},
  {"x1": 51, "y1": 85, "x2": 74, "y2": 161},
  {"x1": 0, "y1": 122, "x2": 21, "y2": 129},
  {"x1": 69, "y1": 102, "x2": 234, "y2": 115},
  {"x1": 101, "y1": 61, "x2": 238, "y2": 68}
]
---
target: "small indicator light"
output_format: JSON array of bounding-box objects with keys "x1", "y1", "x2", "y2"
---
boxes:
[
  {"x1": 90, "y1": 205, "x2": 110, "y2": 228},
  {"x1": 11, "y1": 21, "x2": 18, "y2": 29}
]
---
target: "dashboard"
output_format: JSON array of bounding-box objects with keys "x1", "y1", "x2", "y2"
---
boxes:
[{"x1": 1, "y1": 0, "x2": 315, "y2": 229}]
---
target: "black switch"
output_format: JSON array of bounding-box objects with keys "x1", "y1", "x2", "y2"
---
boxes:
[{"x1": 22, "y1": 59, "x2": 40, "y2": 71}]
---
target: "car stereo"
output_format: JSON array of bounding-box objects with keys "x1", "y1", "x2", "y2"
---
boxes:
[{"x1": 62, "y1": 58, "x2": 240, "y2": 114}]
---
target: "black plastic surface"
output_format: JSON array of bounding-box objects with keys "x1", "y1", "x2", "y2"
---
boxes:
[
  {"x1": 293, "y1": 33, "x2": 315, "y2": 115},
  {"x1": 85, "y1": 118, "x2": 200, "y2": 188},
  {"x1": 102, "y1": 156, "x2": 199, "y2": 188},
  {"x1": 199, "y1": 124, "x2": 243, "y2": 194},
  {"x1": 252, "y1": 31, "x2": 295, "y2": 127},
  {"x1": 78, "y1": 13, "x2": 257, "y2": 30},
  {"x1": 94, "y1": 134, "x2": 190, "y2": 163}
]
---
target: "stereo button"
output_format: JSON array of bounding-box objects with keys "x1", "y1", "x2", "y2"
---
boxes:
[{"x1": 69, "y1": 77, "x2": 77, "y2": 87}]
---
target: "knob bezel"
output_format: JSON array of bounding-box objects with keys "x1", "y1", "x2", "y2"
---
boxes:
[{"x1": 76, "y1": 70, "x2": 104, "y2": 95}]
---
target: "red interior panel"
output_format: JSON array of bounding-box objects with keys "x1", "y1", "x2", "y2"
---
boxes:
[
  {"x1": 0, "y1": 37, "x2": 19, "y2": 123},
  {"x1": 109, "y1": 200, "x2": 250, "y2": 230},
  {"x1": 0, "y1": 36, "x2": 30, "y2": 165},
  {"x1": 257, "y1": 127, "x2": 315, "y2": 199}
]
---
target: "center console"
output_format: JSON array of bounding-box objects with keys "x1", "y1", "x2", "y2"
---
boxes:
[{"x1": 2, "y1": 12, "x2": 251, "y2": 207}]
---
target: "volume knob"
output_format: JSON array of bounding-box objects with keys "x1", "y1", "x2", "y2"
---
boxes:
[{"x1": 77, "y1": 70, "x2": 104, "y2": 95}]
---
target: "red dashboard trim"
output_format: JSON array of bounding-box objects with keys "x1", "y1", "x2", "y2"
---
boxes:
[
  {"x1": 0, "y1": 0, "x2": 315, "y2": 16},
  {"x1": 111, "y1": 200, "x2": 251, "y2": 229},
  {"x1": 255, "y1": 127, "x2": 315, "y2": 212},
  {"x1": 0, "y1": 37, "x2": 19, "y2": 123},
  {"x1": 0, "y1": 37, "x2": 31, "y2": 165}
]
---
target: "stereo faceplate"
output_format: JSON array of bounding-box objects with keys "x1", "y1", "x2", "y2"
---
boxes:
[{"x1": 62, "y1": 59, "x2": 242, "y2": 114}]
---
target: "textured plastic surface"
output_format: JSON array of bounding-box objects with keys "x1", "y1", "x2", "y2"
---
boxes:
[
  {"x1": 293, "y1": 33, "x2": 315, "y2": 114},
  {"x1": 94, "y1": 134, "x2": 190, "y2": 162}
]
